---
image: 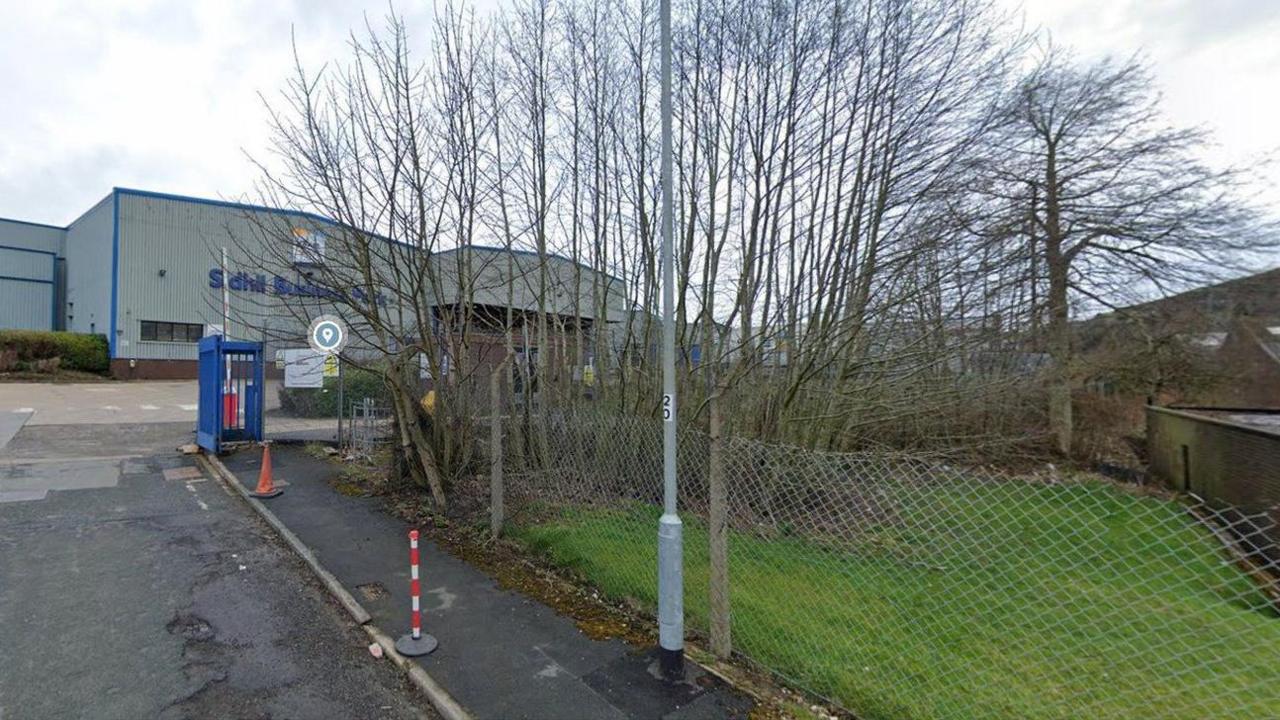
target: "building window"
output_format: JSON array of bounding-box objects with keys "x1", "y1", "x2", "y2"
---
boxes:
[{"x1": 141, "y1": 320, "x2": 204, "y2": 343}]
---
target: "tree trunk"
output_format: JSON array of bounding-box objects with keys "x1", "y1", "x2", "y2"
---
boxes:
[
  {"x1": 1046, "y1": 255, "x2": 1072, "y2": 456},
  {"x1": 388, "y1": 370, "x2": 449, "y2": 510},
  {"x1": 1044, "y1": 143, "x2": 1073, "y2": 457}
]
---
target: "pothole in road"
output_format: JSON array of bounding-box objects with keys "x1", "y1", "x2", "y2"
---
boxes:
[
  {"x1": 356, "y1": 582, "x2": 389, "y2": 601},
  {"x1": 166, "y1": 613, "x2": 215, "y2": 642}
]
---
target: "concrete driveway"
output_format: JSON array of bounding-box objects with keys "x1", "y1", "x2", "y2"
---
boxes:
[
  {"x1": 0, "y1": 380, "x2": 337, "y2": 442},
  {"x1": 0, "y1": 381, "x2": 200, "y2": 425}
]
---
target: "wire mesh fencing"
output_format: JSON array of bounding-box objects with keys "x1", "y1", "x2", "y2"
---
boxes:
[{"x1": 471, "y1": 402, "x2": 1280, "y2": 719}]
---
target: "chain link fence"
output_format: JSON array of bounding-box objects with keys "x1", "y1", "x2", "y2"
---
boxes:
[{"x1": 467, "y1": 399, "x2": 1280, "y2": 720}]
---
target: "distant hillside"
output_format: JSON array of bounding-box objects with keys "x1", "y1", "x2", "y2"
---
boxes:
[{"x1": 1107, "y1": 266, "x2": 1280, "y2": 326}]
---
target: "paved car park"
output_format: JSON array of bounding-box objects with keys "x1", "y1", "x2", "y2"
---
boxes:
[
  {"x1": 1, "y1": 381, "x2": 201, "y2": 426},
  {"x1": 0, "y1": 388, "x2": 430, "y2": 719},
  {"x1": 0, "y1": 380, "x2": 336, "y2": 440}
]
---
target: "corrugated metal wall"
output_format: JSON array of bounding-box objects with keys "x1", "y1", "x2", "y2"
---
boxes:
[
  {"x1": 116, "y1": 191, "x2": 315, "y2": 361},
  {"x1": 0, "y1": 219, "x2": 62, "y2": 331},
  {"x1": 63, "y1": 194, "x2": 114, "y2": 340},
  {"x1": 433, "y1": 247, "x2": 630, "y2": 322},
  {"x1": 0, "y1": 217, "x2": 64, "y2": 253},
  {"x1": 106, "y1": 189, "x2": 632, "y2": 365}
]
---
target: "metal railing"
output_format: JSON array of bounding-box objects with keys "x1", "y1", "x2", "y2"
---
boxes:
[{"x1": 345, "y1": 397, "x2": 392, "y2": 457}]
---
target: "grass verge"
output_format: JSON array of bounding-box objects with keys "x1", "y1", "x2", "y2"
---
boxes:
[{"x1": 511, "y1": 480, "x2": 1280, "y2": 719}]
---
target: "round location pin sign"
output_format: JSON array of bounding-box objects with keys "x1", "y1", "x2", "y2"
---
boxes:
[{"x1": 308, "y1": 315, "x2": 348, "y2": 355}]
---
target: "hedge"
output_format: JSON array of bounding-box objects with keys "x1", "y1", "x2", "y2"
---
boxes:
[
  {"x1": 0, "y1": 330, "x2": 110, "y2": 373},
  {"x1": 277, "y1": 364, "x2": 393, "y2": 417}
]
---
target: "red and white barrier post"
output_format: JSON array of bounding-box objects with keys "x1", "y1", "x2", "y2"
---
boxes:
[{"x1": 395, "y1": 529, "x2": 438, "y2": 656}]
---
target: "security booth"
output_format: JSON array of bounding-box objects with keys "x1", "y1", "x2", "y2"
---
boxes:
[{"x1": 197, "y1": 335, "x2": 264, "y2": 453}]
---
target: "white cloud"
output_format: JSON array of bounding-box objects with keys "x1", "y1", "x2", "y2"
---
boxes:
[
  {"x1": 1, "y1": 0, "x2": 1275, "y2": 225},
  {"x1": 1012, "y1": 0, "x2": 1280, "y2": 205},
  {"x1": 0, "y1": 0, "x2": 438, "y2": 224}
]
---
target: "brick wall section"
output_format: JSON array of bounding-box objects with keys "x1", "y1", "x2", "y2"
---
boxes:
[{"x1": 1147, "y1": 405, "x2": 1280, "y2": 559}]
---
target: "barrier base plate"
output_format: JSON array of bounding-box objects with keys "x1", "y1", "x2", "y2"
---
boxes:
[{"x1": 395, "y1": 633, "x2": 438, "y2": 657}]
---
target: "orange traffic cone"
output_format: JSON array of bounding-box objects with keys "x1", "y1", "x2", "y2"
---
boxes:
[{"x1": 251, "y1": 443, "x2": 283, "y2": 498}]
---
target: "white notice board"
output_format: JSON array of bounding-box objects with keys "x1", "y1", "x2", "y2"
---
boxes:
[{"x1": 282, "y1": 349, "x2": 325, "y2": 388}]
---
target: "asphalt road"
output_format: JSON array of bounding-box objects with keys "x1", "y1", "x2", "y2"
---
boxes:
[{"x1": 0, "y1": 421, "x2": 433, "y2": 720}]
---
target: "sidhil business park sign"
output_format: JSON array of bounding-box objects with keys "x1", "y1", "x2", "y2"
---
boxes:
[{"x1": 208, "y1": 268, "x2": 388, "y2": 306}]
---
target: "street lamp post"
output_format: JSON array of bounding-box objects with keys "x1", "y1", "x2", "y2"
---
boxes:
[{"x1": 656, "y1": 0, "x2": 684, "y2": 680}]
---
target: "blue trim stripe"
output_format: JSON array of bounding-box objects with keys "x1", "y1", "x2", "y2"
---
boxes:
[
  {"x1": 115, "y1": 187, "x2": 334, "y2": 226},
  {"x1": 0, "y1": 216, "x2": 66, "y2": 231},
  {"x1": 114, "y1": 187, "x2": 422, "y2": 254},
  {"x1": 115, "y1": 190, "x2": 626, "y2": 284},
  {"x1": 13, "y1": 186, "x2": 621, "y2": 350},
  {"x1": 434, "y1": 244, "x2": 626, "y2": 285},
  {"x1": 109, "y1": 190, "x2": 120, "y2": 358},
  {"x1": 0, "y1": 274, "x2": 52, "y2": 284},
  {"x1": 0, "y1": 243, "x2": 57, "y2": 257}
]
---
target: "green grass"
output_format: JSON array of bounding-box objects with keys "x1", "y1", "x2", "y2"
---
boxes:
[{"x1": 511, "y1": 480, "x2": 1280, "y2": 719}]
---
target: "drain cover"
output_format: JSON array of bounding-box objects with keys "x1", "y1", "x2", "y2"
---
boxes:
[{"x1": 163, "y1": 466, "x2": 204, "y2": 481}]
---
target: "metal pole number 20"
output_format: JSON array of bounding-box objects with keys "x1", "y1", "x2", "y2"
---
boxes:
[{"x1": 656, "y1": 0, "x2": 684, "y2": 681}]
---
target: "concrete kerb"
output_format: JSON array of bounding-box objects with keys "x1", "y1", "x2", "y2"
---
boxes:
[{"x1": 196, "y1": 452, "x2": 472, "y2": 720}]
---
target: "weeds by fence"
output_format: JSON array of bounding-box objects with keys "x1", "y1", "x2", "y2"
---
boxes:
[{"x1": 470, "y1": 404, "x2": 1280, "y2": 719}]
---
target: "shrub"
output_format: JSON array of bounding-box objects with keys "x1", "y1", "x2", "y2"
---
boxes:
[
  {"x1": 277, "y1": 363, "x2": 393, "y2": 417},
  {"x1": 0, "y1": 330, "x2": 109, "y2": 373}
]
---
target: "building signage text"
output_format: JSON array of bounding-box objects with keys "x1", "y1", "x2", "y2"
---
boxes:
[{"x1": 208, "y1": 268, "x2": 387, "y2": 306}]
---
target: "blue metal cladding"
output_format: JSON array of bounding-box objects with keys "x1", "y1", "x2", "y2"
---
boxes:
[
  {"x1": 0, "y1": 244, "x2": 58, "y2": 330},
  {"x1": 196, "y1": 335, "x2": 264, "y2": 453}
]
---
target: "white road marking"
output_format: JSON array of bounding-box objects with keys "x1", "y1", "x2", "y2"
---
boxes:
[
  {"x1": 140, "y1": 404, "x2": 160, "y2": 410},
  {"x1": 426, "y1": 586, "x2": 457, "y2": 610},
  {"x1": 13, "y1": 408, "x2": 34, "y2": 413},
  {"x1": 185, "y1": 483, "x2": 210, "y2": 511},
  {"x1": 178, "y1": 404, "x2": 198, "y2": 411},
  {"x1": 101, "y1": 405, "x2": 121, "y2": 411}
]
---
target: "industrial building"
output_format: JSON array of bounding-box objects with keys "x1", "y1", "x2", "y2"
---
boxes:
[{"x1": 0, "y1": 187, "x2": 627, "y2": 378}]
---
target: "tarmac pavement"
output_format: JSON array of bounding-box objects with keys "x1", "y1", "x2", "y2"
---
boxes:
[
  {"x1": 0, "y1": 422, "x2": 433, "y2": 719},
  {"x1": 218, "y1": 446, "x2": 755, "y2": 720}
]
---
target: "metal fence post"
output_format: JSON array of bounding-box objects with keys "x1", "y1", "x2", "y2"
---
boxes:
[
  {"x1": 336, "y1": 356, "x2": 344, "y2": 449},
  {"x1": 490, "y1": 366, "x2": 505, "y2": 539},
  {"x1": 708, "y1": 388, "x2": 731, "y2": 659}
]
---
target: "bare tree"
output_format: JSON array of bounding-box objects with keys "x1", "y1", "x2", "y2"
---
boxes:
[
  {"x1": 242, "y1": 11, "x2": 507, "y2": 509},
  {"x1": 970, "y1": 49, "x2": 1275, "y2": 455}
]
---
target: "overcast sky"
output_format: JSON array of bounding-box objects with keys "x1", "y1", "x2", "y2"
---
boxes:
[{"x1": 1, "y1": 0, "x2": 1277, "y2": 226}]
